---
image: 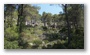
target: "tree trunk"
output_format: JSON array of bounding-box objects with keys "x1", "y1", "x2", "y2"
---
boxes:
[
  {"x1": 43, "y1": 14, "x2": 48, "y2": 27},
  {"x1": 18, "y1": 4, "x2": 24, "y2": 47},
  {"x1": 44, "y1": 21, "x2": 46, "y2": 27},
  {"x1": 65, "y1": 4, "x2": 71, "y2": 45},
  {"x1": 10, "y1": 7, "x2": 12, "y2": 27},
  {"x1": 19, "y1": 4, "x2": 23, "y2": 33}
]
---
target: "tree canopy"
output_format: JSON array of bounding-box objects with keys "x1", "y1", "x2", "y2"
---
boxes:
[{"x1": 4, "y1": 4, "x2": 84, "y2": 49}]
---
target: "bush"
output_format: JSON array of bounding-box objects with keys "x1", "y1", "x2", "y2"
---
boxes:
[
  {"x1": 68, "y1": 27, "x2": 84, "y2": 49},
  {"x1": 4, "y1": 27, "x2": 19, "y2": 41},
  {"x1": 4, "y1": 40, "x2": 20, "y2": 49},
  {"x1": 28, "y1": 39, "x2": 42, "y2": 49},
  {"x1": 69, "y1": 35, "x2": 84, "y2": 49},
  {"x1": 32, "y1": 39, "x2": 42, "y2": 45}
]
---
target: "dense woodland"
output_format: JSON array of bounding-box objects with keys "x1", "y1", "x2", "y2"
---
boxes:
[{"x1": 4, "y1": 4, "x2": 84, "y2": 49}]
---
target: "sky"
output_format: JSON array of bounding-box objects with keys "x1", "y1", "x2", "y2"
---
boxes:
[{"x1": 32, "y1": 4, "x2": 63, "y2": 15}]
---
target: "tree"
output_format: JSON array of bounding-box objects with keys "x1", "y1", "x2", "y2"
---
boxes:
[
  {"x1": 61, "y1": 4, "x2": 71, "y2": 45},
  {"x1": 4, "y1": 4, "x2": 84, "y2": 49},
  {"x1": 52, "y1": 14, "x2": 59, "y2": 28},
  {"x1": 67, "y1": 4, "x2": 84, "y2": 29},
  {"x1": 4, "y1": 4, "x2": 16, "y2": 27},
  {"x1": 41, "y1": 12, "x2": 48, "y2": 27}
]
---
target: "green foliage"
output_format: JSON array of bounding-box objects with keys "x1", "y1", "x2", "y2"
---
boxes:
[
  {"x1": 4, "y1": 4, "x2": 84, "y2": 49},
  {"x1": 4, "y1": 26, "x2": 20, "y2": 49},
  {"x1": 4, "y1": 40, "x2": 20, "y2": 49},
  {"x1": 32, "y1": 39, "x2": 42, "y2": 45},
  {"x1": 42, "y1": 40, "x2": 67, "y2": 49},
  {"x1": 68, "y1": 35, "x2": 84, "y2": 49},
  {"x1": 70, "y1": 28, "x2": 84, "y2": 49},
  {"x1": 5, "y1": 27, "x2": 19, "y2": 41},
  {"x1": 44, "y1": 40, "x2": 49, "y2": 43}
]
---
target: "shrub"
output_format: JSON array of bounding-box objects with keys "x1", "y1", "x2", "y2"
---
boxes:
[
  {"x1": 4, "y1": 27, "x2": 19, "y2": 41},
  {"x1": 32, "y1": 39, "x2": 42, "y2": 45},
  {"x1": 4, "y1": 40, "x2": 20, "y2": 49}
]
